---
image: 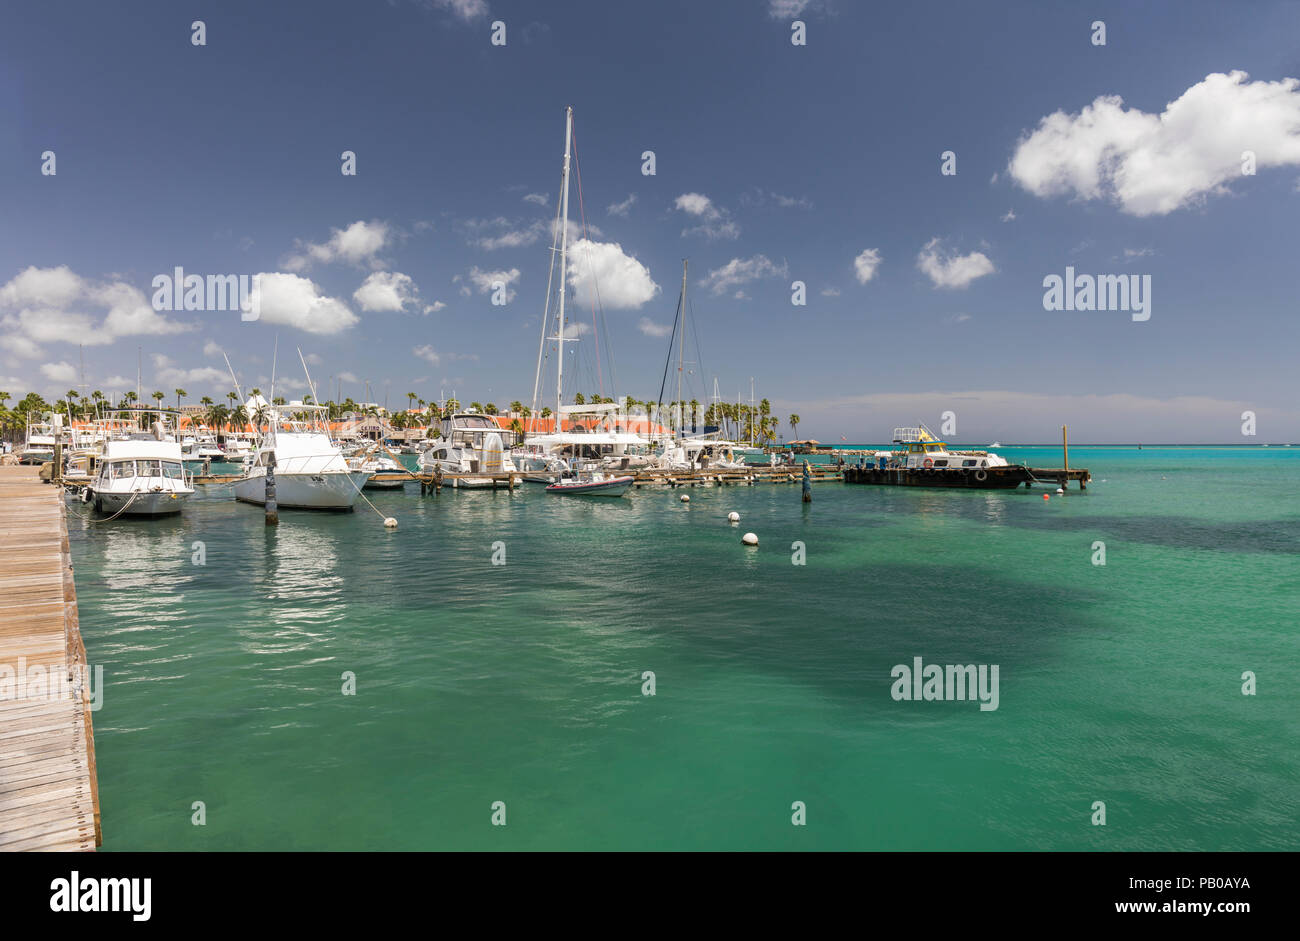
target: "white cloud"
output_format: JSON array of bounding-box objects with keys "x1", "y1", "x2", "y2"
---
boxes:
[
  {"x1": 154, "y1": 356, "x2": 231, "y2": 387},
  {"x1": 1009, "y1": 71, "x2": 1300, "y2": 216},
  {"x1": 284, "y1": 220, "x2": 389, "y2": 270},
  {"x1": 1001, "y1": 208, "x2": 1016, "y2": 222},
  {"x1": 250, "y1": 272, "x2": 359, "y2": 334},
  {"x1": 607, "y1": 193, "x2": 637, "y2": 217},
  {"x1": 637, "y1": 318, "x2": 672, "y2": 338},
  {"x1": 338, "y1": 371, "x2": 360, "y2": 384},
  {"x1": 853, "y1": 248, "x2": 882, "y2": 284},
  {"x1": 0, "y1": 265, "x2": 192, "y2": 352},
  {"x1": 1124, "y1": 247, "x2": 1155, "y2": 259},
  {"x1": 467, "y1": 266, "x2": 520, "y2": 302},
  {"x1": 821, "y1": 287, "x2": 841, "y2": 297},
  {"x1": 916, "y1": 238, "x2": 995, "y2": 290},
  {"x1": 561, "y1": 322, "x2": 590, "y2": 339},
  {"x1": 202, "y1": 339, "x2": 223, "y2": 357},
  {"x1": 433, "y1": 0, "x2": 488, "y2": 21},
  {"x1": 413, "y1": 345, "x2": 441, "y2": 366},
  {"x1": 40, "y1": 361, "x2": 77, "y2": 383},
  {"x1": 1, "y1": 334, "x2": 43, "y2": 358},
  {"x1": 566, "y1": 239, "x2": 659, "y2": 309},
  {"x1": 673, "y1": 193, "x2": 739, "y2": 240},
  {"x1": 466, "y1": 217, "x2": 547, "y2": 251},
  {"x1": 102, "y1": 375, "x2": 134, "y2": 389},
  {"x1": 768, "y1": 0, "x2": 810, "y2": 18},
  {"x1": 674, "y1": 193, "x2": 716, "y2": 217},
  {"x1": 353, "y1": 271, "x2": 420, "y2": 313},
  {"x1": 523, "y1": 192, "x2": 549, "y2": 206},
  {"x1": 700, "y1": 255, "x2": 788, "y2": 295},
  {"x1": 424, "y1": 301, "x2": 447, "y2": 314}
]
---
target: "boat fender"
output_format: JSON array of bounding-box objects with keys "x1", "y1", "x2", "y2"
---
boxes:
[
  {"x1": 680, "y1": 494, "x2": 690, "y2": 502},
  {"x1": 974, "y1": 469, "x2": 988, "y2": 482},
  {"x1": 81, "y1": 487, "x2": 92, "y2": 504},
  {"x1": 727, "y1": 511, "x2": 740, "y2": 522},
  {"x1": 742, "y1": 532, "x2": 758, "y2": 546}
]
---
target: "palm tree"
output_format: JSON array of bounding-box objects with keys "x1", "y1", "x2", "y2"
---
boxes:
[
  {"x1": 509, "y1": 400, "x2": 523, "y2": 416},
  {"x1": 469, "y1": 401, "x2": 483, "y2": 413},
  {"x1": 574, "y1": 392, "x2": 585, "y2": 405},
  {"x1": 175, "y1": 388, "x2": 187, "y2": 412},
  {"x1": 484, "y1": 403, "x2": 498, "y2": 415},
  {"x1": 406, "y1": 392, "x2": 417, "y2": 412},
  {"x1": 788, "y1": 414, "x2": 801, "y2": 440}
]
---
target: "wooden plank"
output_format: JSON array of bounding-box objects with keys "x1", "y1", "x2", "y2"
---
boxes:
[{"x1": 0, "y1": 466, "x2": 99, "y2": 851}]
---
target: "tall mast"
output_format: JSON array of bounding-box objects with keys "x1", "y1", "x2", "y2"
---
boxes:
[
  {"x1": 554, "y1": 105, "x2": 574, "y2": 434},
  {"x1": 676, "y1": 260, "x2": 688, "y2": 442}
]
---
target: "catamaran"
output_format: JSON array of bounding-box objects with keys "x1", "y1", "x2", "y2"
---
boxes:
[{"x1": 233, "y1": 403, "x2": 371, "y2": 509}]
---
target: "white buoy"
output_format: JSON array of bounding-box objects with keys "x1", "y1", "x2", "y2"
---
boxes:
[
  {"x1": 742, "y1": 532, "x2": 758, "y2": 546},
  {"x1": 680, "y1": 494, "x2": 690, "y2": 503},
  {"x1": 384, "y1": 517, "x2": 398, "y2": 529},
  {"x1": 727, "y1": 511, "x2": 740, "y2": 522},
  {"x1": 1055, "y1": 487, "x2": 1064, "y2": 494}
]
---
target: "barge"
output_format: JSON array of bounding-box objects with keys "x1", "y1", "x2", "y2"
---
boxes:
[{"x1": 842, "y1": 424, "x2": 1089, "y2": 490}]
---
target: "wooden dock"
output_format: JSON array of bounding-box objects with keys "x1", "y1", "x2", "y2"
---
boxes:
[{"x1": 0, "y1": 466, "x2": 101, "y2": 851}]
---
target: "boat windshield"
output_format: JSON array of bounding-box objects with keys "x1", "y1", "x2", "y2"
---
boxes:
[
  {"x1": 137, "y1": 460, "x2": 162, "y2": 477},
  {"x1": 162, "y1": 461, "x2": 184, "y2": 479}
]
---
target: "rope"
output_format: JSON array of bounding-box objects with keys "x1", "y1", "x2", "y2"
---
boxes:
[
  {"x1": 340, "y1": 468, "x2": 394, "y2": 524},
  {"x1": 64, "y1": 487, "x2": 140, "y2": 523}
]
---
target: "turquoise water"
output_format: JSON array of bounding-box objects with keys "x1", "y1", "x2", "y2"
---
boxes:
[{"x1": 68, "y1": 447, "x2": 1299, "y2": 850}]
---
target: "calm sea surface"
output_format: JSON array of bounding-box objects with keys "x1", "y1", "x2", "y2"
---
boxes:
[{"x1": 68, "y1": 446, "x2": 1299, "y2": 850}]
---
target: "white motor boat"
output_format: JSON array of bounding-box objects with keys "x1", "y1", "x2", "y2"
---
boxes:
[
  {"x1": 352, "y1": 453, "x2": 408, "y2": 489},
  {"x1": 83, "y1": 432, "x2": 194, "y2": 517},
  {"x1": 233, "y1": 403, "x2": 371, "y2": 509},
  {"x1": 418, "y1": 414, "x2": 517, "y2": 488},
  {"x1": 20, "y1": 417, "x2": 58, "y2": 464}
]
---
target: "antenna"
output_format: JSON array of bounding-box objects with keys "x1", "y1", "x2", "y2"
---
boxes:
[
  {"x1": 223, "y1": 351, "x2": 244, "y2": 404},
  {"x1": 296, "y1": 347, "x2": 319, "y2": 404},
  {"x1": 269, "y1": 335, "x2": 279, "y2": 409}
]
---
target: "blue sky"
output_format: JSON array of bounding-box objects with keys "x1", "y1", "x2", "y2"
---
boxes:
[{"x1": 2, "y1": 0, "x2": 1298, "y2": 442}]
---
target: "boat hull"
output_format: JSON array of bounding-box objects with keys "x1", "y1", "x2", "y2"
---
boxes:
[
  {"x1": 94, "y1": 489, "x2": 191, "y2": 516},
  {"x1": 545, "y1": 476, "x2": 634, "y2": 497},
  {"x1": 233, "y1": 471, "x2": 370, "y2": 509},
  {"x1": 842, "y1": 465, "x2": 1031, "y2": 489}
]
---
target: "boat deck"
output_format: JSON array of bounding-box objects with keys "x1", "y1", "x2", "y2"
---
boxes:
[{"x1": 0, "y1": 466, "x2": 101, "y2": 851}]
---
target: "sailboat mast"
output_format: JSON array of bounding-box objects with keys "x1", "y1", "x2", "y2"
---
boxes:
[
  {"x1": 555, "y1": 105, "x2": 573, "y2": 434},
  {"x1": 676, "y1": 260, "x2": 687, "y2": 441}
]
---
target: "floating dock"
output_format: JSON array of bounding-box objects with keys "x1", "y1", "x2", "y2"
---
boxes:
[{"x1": 0, "y1": 466, "x2": 101, "y2": 851}]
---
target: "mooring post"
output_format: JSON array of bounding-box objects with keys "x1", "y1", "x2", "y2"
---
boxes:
[
  {"x1": 434, "y1": 467, "x2": 443, "y2": 493},
  {"x1": 52, "y1": 442, "x2": 62, "y2": 484},
  {"x1": 802, "y1": 461, "x2": 812, "y2": 503},
  {"x1": 264, "y1": 454, "x2": 278, "y2": 526},
  {"x1": 1062, "y1": 424, "x2": 1069, "y2": 477}
]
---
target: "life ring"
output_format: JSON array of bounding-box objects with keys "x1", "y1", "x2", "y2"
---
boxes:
[
  {"x1": 959, "y1": 468, "x2": 970, "y2": 477},
  {"x1": 922, "y1": 458, "x2": 934, "y2": 468},
  {"x1": 974, "y1": 468, "x2": 988, "y2": 482}
]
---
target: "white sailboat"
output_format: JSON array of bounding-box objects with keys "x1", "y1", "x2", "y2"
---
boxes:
[{"x1": 531, "y1": 107, "x2": 633, "y2": 497}]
